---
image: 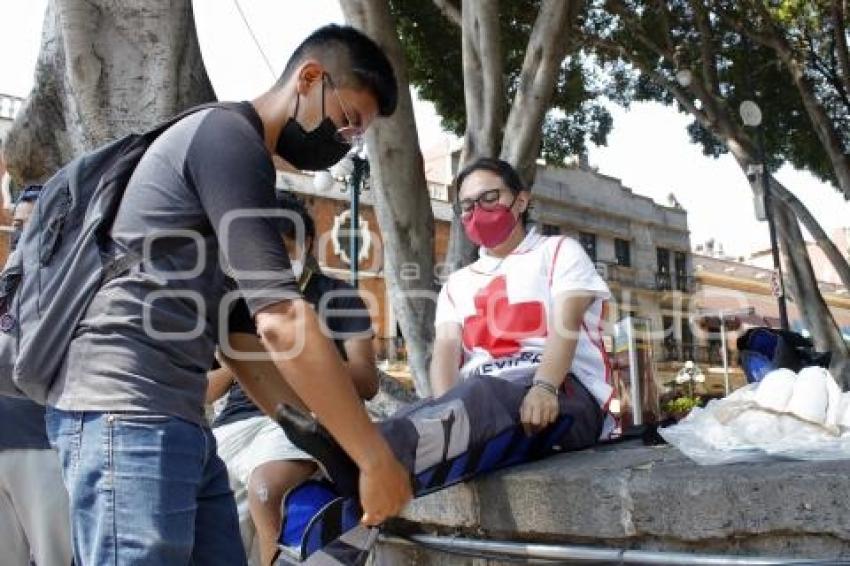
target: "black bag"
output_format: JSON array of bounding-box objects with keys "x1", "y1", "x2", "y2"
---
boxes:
[
  {"x1": 737, "y1": 327, "x2": 831, "y2": 383},
  {"x1": 0, "y1": 102, "x2": 239, "y2": 402}
]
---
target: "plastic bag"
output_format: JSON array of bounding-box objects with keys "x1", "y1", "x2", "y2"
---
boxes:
[{"x1": 660, "y1": 369, "x2": 850, "y2": 465}]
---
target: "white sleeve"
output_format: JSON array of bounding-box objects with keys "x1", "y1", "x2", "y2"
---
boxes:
[
  {"x1": 435, "y1": 281, "x2": 463, "y2": 328},
  {"x1": 548, "y1": 237, "x2": 611, "y2": 299}
]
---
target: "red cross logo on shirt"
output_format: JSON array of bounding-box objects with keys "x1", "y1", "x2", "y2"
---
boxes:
[{"x1": 462, "y1": 275, "x2": 546, "y2": 358}]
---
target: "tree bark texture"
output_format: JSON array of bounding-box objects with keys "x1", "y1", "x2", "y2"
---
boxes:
[
  {"x1": 500, "y1": 0, "x2": 578, "y2": 185},
  {"x1": 341, "y1": 0, "x2": 438, "y2": 397},
  {"x1": 4, "y1": 0, "x2": 215, "y2": 185}
]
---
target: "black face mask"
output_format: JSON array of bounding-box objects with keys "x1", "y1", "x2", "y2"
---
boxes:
[{"x1": 276, "y1": 78, "x2": 351, "y2": 171}]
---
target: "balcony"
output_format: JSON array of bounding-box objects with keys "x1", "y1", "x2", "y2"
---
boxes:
[
  {"x1": 675, "y1": 274, "x2": 696, "y2": 293},
  {"x1": 659, "y1": 341, "x2": 725, "y2": 366},
  {"x1": 595, "y1": 261, "x2": 636, "y2": 287},
  {"x1": 656, "y1": 272, "x2": 695, "y2": 293}
]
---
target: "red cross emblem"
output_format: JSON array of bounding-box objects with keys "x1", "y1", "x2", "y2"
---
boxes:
[{"x1": 462, "y1": 275, "x2": 546, "y2": 358}]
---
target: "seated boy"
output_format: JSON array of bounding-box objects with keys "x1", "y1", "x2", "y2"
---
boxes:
[{"x1": 208, "y1": 193, "x2": 377, "y2": 566}]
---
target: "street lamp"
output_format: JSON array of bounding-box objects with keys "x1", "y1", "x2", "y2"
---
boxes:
[
  {"x1": 316, "y1": 150, "x2": 370, "y2": 287},
  {"x1": 739, "y1": 99, "x2": 790, "y2": 331}
]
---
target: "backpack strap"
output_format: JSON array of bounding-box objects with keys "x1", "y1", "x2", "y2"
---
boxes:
[
  {"x1": 98, "y1": 102, "x2": 250, "y2": 284},
  {"x1": 142, "y1": 101, "x2": 247, "y2": 143}
]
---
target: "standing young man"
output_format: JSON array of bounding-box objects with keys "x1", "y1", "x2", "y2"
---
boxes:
[{"x1": 45, "y1": 25, "x2": 411, "y2": 566}]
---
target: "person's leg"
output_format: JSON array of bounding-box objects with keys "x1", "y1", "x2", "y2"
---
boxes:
[
  {"x1": 381, "y1": 374, "x2": 604, "y2": 496},
  {"x1": 47, "y1": 407, "x2": 216, "y2": 566},
  {"x1": 213, "y1": 418, "x2": 264, "y2": 564},
  {"x1": 46, "y1": 408, "x2": 112, "y2": 565},
  {"x1": 5, "y1": 449, "x2": 73, "y2": 566},
  {"x1": 191, "y1": 427, "x2": 249, "y2": 566},
  {"x1": 248, "y1": 459, "x2": 316, "y2": 566},
  {"x1": 0, "y1": 463, "x2": 30, "y2": 566}
]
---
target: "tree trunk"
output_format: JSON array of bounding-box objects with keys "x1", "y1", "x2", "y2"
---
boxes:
[
  {"x1": 444, "y1": 0, "x2": 504, "y2": 274},
  {"x1": 4, "y1": 0, "x2": 215, "y2": 185},
  {"x1": 500, "y1": 0, "x2": 577, "y2": 185},
  {"x1": 833, "y1": 0, "x2": 850, "y2": 99},
  {"x1": 341, "y1": 0, "x2": 437, "y2": 397},
  {"x1": 772, "y1": 199, "x2": 850, "y2": 389},
  {"x1": 460, "y1": 0, "x2": 503, "y2": 163}
]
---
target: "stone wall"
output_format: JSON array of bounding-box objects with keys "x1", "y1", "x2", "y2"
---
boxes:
[{"x1": 373, "y1": 441, "x2": 850, "y2": 564}]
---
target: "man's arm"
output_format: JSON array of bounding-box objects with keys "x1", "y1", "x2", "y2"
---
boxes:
[
  {"x1": 255, "y1": 299, "x2": 411, "y2": 526},
  {"x1": 342, "y1": 336, "x2": 379, "y2": 400},
  {"x1": 429, "y1": 322, "x2": 463, "y2": 397},
  {"x1": 205, "y1": 366, "x2": 235, "y2": 404},
  {"x1": 218, "y1": 332, "x2": 308, "y2": 414}
]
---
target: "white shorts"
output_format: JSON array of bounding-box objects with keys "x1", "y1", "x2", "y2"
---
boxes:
[
  {"x1": 214, "y1": 415, "x2": 313, "y2": 486},
  {"x1": 213, "y1": 415, "x2": 316, "y2": 565}
]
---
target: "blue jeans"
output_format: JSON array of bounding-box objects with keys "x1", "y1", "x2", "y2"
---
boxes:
[{"x1": 46, "y1": 408, "x2": 247, "y2": 566}]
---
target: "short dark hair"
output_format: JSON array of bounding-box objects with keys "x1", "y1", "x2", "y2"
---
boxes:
[
  {"x1": 454, "y1": 158, "x2": 531, "y2": 224},
  {"x1": 275, "y1": 190, "x2": 315, "y2": 249},
  {"x1": 278, "y1": 24, "x2": 398, "y2": 117}
]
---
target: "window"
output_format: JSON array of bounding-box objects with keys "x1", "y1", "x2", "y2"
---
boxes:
[
  {"x1": 674, "y1": 251, "x2": 689, "y2": 292},
  {"x1": 615, "y1": 238, "x2": 631, "y2": 267},
  {"x1": 656, "y1": 247, "x2": 671, "y2": 290},
  {"x1": 579, "y1": 232, "x2": 597, "y2": 262},
  {"x1": 657, "y1": 247, "x2": 670, "y2": 274},
  {"x1": 541, "y1": 223, "x2": 561, "y2": 236},
  {"x1": 681, "y1": 317, "x2": 694, "y2": 360}
]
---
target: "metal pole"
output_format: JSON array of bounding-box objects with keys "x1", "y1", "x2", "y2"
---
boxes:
[
  {"x1": 348, "y1": 155, "x2": 367, "y2": 288},
  {"x1": 349, "y1": 179, "x2": 360, "y2": 288},
  {"x1": 758, "y1": 129, "x2": 789, "y2": 330},
  {"x1": 720, "y1": 310, "x2": 730, "y2": 395},
  {"x1": 382, "y1": 533, "x2": 831, "y2": 565}
]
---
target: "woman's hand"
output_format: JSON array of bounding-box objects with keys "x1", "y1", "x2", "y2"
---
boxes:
[{"x1": 519, "y1": 384, "x2": 560, "y2": 436}]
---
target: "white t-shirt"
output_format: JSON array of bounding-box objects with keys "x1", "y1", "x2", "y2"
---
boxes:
[{"x1": 435, "y1": 229, "x2": 614, "y2": 411}]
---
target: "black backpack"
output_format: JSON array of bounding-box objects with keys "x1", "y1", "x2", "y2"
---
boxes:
[
  {"x1": 737, "y1": 327, "x2": 831, "y2": 383},
  {"x1": 0, "y1": 102, "x2": 239, "y2": 402}
]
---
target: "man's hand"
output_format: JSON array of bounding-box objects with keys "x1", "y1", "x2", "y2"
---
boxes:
[
  {"x1": 519, "y1": 384, "x2": 560, "y2": 436},
  {"x1": 359, "y1": 448, "x2": 412, "y2": 526}
]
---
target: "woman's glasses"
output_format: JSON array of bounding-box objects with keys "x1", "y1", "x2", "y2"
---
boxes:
[{"x1": 454, "y1": 188, "x2": 505, "y2": 216}]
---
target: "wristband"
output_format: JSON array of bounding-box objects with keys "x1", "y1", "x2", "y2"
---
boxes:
[{"x1": 532, "y1": 379, "x2": 559, "y2": 397}]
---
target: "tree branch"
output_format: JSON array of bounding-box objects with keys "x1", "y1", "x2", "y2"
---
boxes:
[
  {"x1": 432, "y1": 0, "x2": 461, "y2": 27},
  {"x1": 606, "y1": 0, "x2": 676, "y2": 61},
  {"x1": 460, "y1": 0, "x2": 503, "y2": 162},
  {"x1": 738, "y1": 0, "x2": 850, "y2": 198},
  {"x1": 769, "y1": 178, "x2": 850, "y2": 292},
  {"x1": 500, "y1": 0, "x2": 577, "y2": 182},
  {"x1": 688, "y1": 0, "x2": 720, "y2": 97},
  {"x1": 833, "y1": 0, "x2": 850, "y2": 99}
]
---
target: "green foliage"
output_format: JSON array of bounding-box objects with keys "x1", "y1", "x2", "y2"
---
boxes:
[
  {"x1": 663, "y1": 395, "x2": 701, "y2": 416},
  {"x1": 390, "y1": 0, "x2": 848, "y2": 188},
  {"x1": 389, "y1": 0, "x2": 616, "y2": 162},
  {"x1": 588, "y1": 0, "x2": 848, "y2": 188}
]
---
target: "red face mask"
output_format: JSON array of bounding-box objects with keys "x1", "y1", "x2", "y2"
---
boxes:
[{"x1": 462, "y1": 203, "x2": 518, "y2": 248}]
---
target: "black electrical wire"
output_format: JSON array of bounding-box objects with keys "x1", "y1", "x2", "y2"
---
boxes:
[{"x1": 231, "y1": 0, "x2": 277, "y2": 80}]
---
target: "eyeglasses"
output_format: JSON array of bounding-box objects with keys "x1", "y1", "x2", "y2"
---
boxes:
[
  {"x1": 325, "y1": 75, "x2": 365, "y2": 149},
  {"x1": 453, "y1": 188, "x2": 508, "y2": 216}
]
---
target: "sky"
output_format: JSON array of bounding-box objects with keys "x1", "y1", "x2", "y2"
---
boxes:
[{"x1": 1, "y1": 0, "x2": 848, "y2": 258}]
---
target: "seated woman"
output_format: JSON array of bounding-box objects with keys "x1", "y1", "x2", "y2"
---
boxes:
[
  {"x1": 207, "y1": 193, "x2": 377, "y2": 566},
  {"x1": 428, "y1": 156, "x2": 615, "y2": 449},
  {"x1": 276, "y1": 158, "x2": 618, "y2": 565}
]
